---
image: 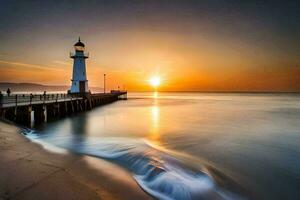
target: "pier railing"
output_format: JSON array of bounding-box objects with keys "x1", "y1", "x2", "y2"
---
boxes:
[
  {"x1": 0, "y1": 93, "x2": 82, "y2": 108},
  {"x1": 0, "y1": 91, "x2": 127, "y2": 108}
]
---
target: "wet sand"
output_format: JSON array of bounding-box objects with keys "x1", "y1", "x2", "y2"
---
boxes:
[{"x1": 0, "y1": 121, "x2": 152, "y2": 200}]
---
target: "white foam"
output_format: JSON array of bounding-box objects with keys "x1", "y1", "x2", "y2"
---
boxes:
[{"x1": 23, "y1": 132, "x2": 245, "y2": 200}]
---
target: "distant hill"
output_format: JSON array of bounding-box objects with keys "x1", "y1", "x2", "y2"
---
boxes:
[{"x1": 0, "y1": 82, "x2": 103, "y2": 93}]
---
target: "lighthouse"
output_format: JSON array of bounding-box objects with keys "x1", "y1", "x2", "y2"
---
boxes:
[{"x1": 69, "y1": 37, "x2": 89, "y2": 94}]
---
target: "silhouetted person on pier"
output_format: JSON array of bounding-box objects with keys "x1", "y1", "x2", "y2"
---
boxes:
[
  {"x1": 6, "y1": 88, "x2": 11, "y2": 96},
  {"x1": 43, "y1": 91, "x2": 46, "y2": 101}
]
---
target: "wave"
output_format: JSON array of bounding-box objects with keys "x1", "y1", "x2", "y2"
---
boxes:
[{"x1": 23, "y1": 131, "x2": 246, "y2": 200}]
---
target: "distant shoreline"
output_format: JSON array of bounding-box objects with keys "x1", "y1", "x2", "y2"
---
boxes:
[{"x1": 0, "y1": 82, "x2": 103, "y2": 93}]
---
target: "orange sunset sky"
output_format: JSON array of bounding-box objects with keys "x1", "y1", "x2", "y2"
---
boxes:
[{"x1": 0, "y1": 1, "x2": 299, "y2": 92}]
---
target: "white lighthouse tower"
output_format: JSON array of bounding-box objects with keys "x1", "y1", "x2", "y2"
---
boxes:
[{"x1": 69, "y1": 37, "x2": 89, "y2": 94}]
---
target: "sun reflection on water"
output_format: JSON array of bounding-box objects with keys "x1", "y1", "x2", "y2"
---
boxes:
[
  {"x1": 152, "y1": 91, "x2": 158, "y2": 99},
  {"x1": 148, "y1": 92, "x2": 161, "y2": 144}
]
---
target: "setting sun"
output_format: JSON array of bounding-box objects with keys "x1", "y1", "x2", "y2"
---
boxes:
[{"x1": 149, "y1": 76, "x2": 161, "y2": 88}]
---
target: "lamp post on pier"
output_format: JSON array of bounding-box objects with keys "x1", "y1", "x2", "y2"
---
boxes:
[{"x1": 104, "y1": 74, "x2": 106, "y2": 93}]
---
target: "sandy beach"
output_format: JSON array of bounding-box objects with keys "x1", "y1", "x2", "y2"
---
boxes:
[{"x1": 0, "y1": 120, "x2": 152, "y2": 200}]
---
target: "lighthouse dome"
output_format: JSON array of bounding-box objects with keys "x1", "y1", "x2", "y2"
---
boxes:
[
  {"x1": 74, "y1": 37, "x2": 85, "y2": 51},
  {"x1": 74, "y1": 40, "x2": 85, "y2": 47}
]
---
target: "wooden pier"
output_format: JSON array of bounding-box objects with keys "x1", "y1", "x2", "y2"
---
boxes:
[{"x1": 0, "y1": 91, "x2": 127, "y2": 127}]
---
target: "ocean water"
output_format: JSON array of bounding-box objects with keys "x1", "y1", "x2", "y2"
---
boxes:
[{"x1": 23, "y1": 92, "x2": 300, "y2": 200}]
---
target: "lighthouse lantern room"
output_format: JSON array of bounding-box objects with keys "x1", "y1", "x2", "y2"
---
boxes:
[{"x1": 69, "y1": 37, "x2": 89, "y2": 94}]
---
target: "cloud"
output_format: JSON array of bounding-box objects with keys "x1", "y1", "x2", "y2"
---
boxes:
[
  {"x1": 0, "y1": 59, "x2": 64, "y2": 71},
  {"x1": 53, "y1": 60, "x2": 72, "y2": 66}
]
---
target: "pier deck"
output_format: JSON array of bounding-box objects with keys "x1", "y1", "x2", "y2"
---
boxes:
[{"x1": 0, "y1": 91, "x2": 127, "y2": 126}]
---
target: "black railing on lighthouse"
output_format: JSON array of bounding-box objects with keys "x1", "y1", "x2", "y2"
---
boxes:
[{"x1": 70, "y1": 52, "x2": 89, "y2": 58}]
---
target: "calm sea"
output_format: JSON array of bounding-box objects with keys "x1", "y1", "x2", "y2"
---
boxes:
[{"x1": 24, "y1": 92, "x2": 300, "y2": 200}]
